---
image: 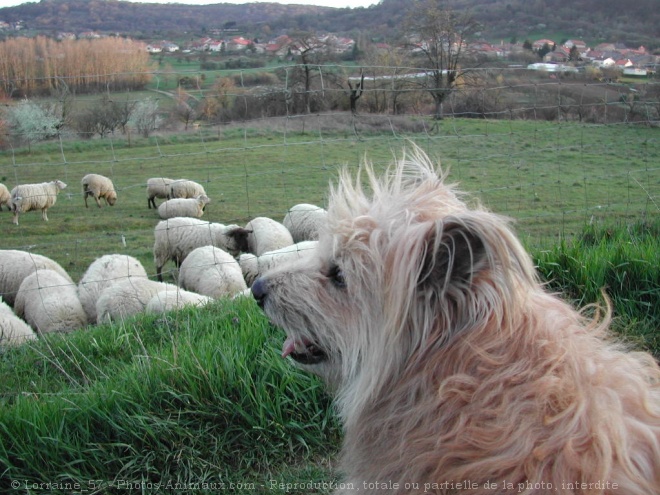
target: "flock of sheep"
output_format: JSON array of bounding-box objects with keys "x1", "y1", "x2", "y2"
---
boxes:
[
  {"x1": 0, "y1": 172, "x2": 327, "y2": 347},
  {"x1": 0, "y1": 174, "x2": 214, "y2": 225}
]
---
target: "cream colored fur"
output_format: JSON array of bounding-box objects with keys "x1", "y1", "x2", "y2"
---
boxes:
[{"x1": 253, "y1": 145, "x2": 660, "y2": 494}]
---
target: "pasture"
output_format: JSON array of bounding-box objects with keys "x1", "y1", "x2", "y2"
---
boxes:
[
  {"x1": 1, "y1": 115, "x2": 657, "y2": 282},
  {"x1": 0, "y1": 116, "x2": 658, "y2": 492}
]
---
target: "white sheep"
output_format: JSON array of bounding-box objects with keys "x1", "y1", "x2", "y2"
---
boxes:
[
  {"x1": 77, "y1": 254, "x2": 149, "y2": 324},
  {"x1": 153, "y1": 217, "x2": 250, "y2": 282},
  {"x1": 95, "y1": 277, "x2": 179, "y2": 324},
  {"x1": 238, "y1": 241, "x2": 318, "y2": 287},
  {"x1": 179, "y1": 246, "x2": 247, "y2": 299},
  {"x1": 147, "y1": 177, "x2": 174, "y2": 209},
  {"x1": 0, "y1": 296, "x2": 37, "y2": 346},
  {"x1": 10, "y1": 179, "x2": 67, "y2": 225},
  {"x1": 81, "y1": 173, "x2": 117, "y2": 208},
  {"x1": 245, "y1": 216, "x2": 294, "y2": 256},
  {"x1": 14, "y1": 269, "x2": 87, "y2": 334},
  {"x1": 169, "y1": 179, "x2": 206, "y2": 200},
  {"x1": 0, "y1": 250, "x2": 73, "y2": 307},
  {"x1": 157, "y1": 195, "x2": 210, "y2": 220},
  {"x1": 145, "y1": 287, "x2": 212, "y2": 314},
  {"x1": 0, "y1": 183, "x2": 11, "y2": 211},
  {"x1": 282, "y1": 203, "x2": 327, "y2": 242}
]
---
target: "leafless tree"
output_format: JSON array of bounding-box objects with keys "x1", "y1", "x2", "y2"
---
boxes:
[
  {"x1": 287, "y1": 31, "x2": 329, "y2": 114},
  {"x1": 404, "y1": 0, "x2": 480, "y2": 119},
  {"x1": 347, "y1": 72, "x2": 365, "y2": 115}
]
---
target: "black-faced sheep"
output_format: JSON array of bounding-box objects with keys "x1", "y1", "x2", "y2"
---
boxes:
[
  {"x1": 95, "y1": 277, "x2": 180, "y2": 324},
  {"x1": 10, "y1": 180, "x2": 67, "y2": 225},
  {"x1": 147, "y1": 177, "x2": 174, "y2": 209},
  {"x1": 153, "y1": 217, "x2": 250, "y2": 282},
  {"x1": 179, "y1": 246, "x2": 247, "y2": 299},
  {"x1": 81, "y1": 174, "x2": 117, "y2": 208},
  {"x1": 14, "y1": 269, "x2": 87, "y2": 334},
  {"x1": 238, "y1": 241, "x2": 318, "y2": 287},
  {"x1": 157, "y1": 195, "x2": 210, "y2": 220},
  {"x1": 145, "y1": 287, "x2": 212, "y2": 314},
  {"x1": 169, "y1": 179, "x2": 206, "y2": 200},
  {"x1": 0, "y1": 296, "x2": 37, "y2": 346},
  {"x1": 245, "y1": 216, "x2": 294, "y2": 256},
  {"x1": 282, "y1": 203, "x2": 328, "y2": 242},
  {"x1": 77, "y1": 254, "x2": 149, "y2": 324},
  {"x1": 0, "y1": 183, "x2": 11, "y2": 211},
  {"x1": 0, "y1": 250, "x2": 74, "y2": 307}
]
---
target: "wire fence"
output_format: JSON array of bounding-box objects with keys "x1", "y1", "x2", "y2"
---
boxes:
[{"x1": 0, "y1": 64, "x2": 658, "y2": 323}]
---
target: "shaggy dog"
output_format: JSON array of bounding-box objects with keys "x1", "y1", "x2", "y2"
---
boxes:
[{"x1": 252, "y1": 145, "x2": 660, "y2": 494}]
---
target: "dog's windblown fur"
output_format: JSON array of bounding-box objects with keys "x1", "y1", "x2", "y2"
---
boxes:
[{"x1": 252, "y1": 145, "x2": 660, "y2": 494}]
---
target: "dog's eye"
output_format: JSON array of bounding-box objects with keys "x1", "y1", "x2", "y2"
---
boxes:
[{"x1": 328, "y1": 264, "x2": 346, "y2": 289}]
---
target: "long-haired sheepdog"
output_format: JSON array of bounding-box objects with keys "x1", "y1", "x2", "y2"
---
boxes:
[{"x1": 252, "y1": 145, "x2": 660, "y2": 494}]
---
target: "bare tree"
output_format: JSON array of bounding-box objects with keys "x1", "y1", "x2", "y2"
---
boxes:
[
  {"x1": 287, "y1": 31, "x2": 330, "y2": 114},
  {"x1": 404, "y1": 0, "x2": 479, "y2": 119},
  {"x1": 347, "y1": 72, "x2": 365, "y2": 115}
]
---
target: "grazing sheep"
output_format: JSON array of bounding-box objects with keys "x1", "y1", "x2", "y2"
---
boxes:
[
  {"x1": 245, "y1": 216, "x2": 294, "y2": 256},
  {"x1": 78, "y1": 254, "x2": 149, "y2": 324},
  {"x1": 0, "y1": 250, "x2": 73, "y2": 307},
  {"x1": 81, "y1": 174, "x2": 117, "y2": 208},
  {"x1": 0, "y1": 183, "x2": 11, "y2": 211},
  {"x1": 14, "y1": 269, "x2": 87, "y2": 334},
  {"x1": 147, "y1": 177, "x2": 174, "y2": 209},
  {"x1": 239, "y1": 241, "x2": 318, "y2": 287},
  {"x1": 283, "y1": 203, "x2": 327, "y2": 242},
  {"x1": 10, "y1": 180, "x2": 67, "y2": 225},
  {"x1": 0, "y1": 296, "x2": 37, "y2": 346},
  {"x1": 153, "y1": 217, "x2": 251, "y2": 282},
  {"x1": 145, "y1": 287, "x2": 212, "y2": 314},
  {"x1": 179, "y1": 246, "x2": 247, "y2": 299},
  {"x1": 157, "y1": 195, "x2": 210, "y2": 220},
  {"x1": 95, "y1": 277, "x2": 179, "y2": 324},
  {"x1": 169, "y1": 179, "x2": 206, "y2": 200}
]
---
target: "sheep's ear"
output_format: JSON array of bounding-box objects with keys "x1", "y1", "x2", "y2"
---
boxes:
[
  {"x1": 226, "y1": 227, "x2": 251, "y2": 252},
  {"x1": 418, "y1": 218, "x2": 487, "y2": 290}
]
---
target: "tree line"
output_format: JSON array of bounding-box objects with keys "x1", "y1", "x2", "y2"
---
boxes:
[{"x1": 0, "y1": 36, "x2": 153, "y2": 97}]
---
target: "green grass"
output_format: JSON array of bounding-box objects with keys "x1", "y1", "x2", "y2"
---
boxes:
[
  {"x1": 0, "y1": 297, "x2": 341, "y2": 492},
  {"x1": 534, "y1": 219, "x2": 660, "y2": 357},
  {"x1": 1, "y1": 117, "x2": 657, "y2": 283}
]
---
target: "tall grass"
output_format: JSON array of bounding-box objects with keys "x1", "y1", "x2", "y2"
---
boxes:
[
  {"x1": 534, "y1": 219, "x2": 660, "y2": 356},
  {"x1": 0, "y1": 297, "x2": 341, "y2": 491}
]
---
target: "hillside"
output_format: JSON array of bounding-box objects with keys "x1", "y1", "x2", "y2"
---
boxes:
[{"x1": 0, "y1": 0, "x2": 658, "y2": 49}]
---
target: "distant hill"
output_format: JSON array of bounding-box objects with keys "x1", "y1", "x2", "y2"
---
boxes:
[{"x1": 0, "y1": 0, "x2": 657, "y2": 50}]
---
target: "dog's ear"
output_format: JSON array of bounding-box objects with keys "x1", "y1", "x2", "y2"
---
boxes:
[{"x1": 418, "y1": 218, "x2": 487, "y2": 290}]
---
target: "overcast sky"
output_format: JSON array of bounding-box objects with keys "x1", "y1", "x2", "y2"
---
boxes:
[{"x1": 0, "y1": 0, "x2": 379, "y2": 9}]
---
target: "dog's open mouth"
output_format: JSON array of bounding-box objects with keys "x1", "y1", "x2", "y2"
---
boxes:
[{"x1": 282, "y1": 336, "x2": 328, "y2": 365}]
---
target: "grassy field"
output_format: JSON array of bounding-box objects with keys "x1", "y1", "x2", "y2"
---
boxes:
[
  {"x1": 0, "y1": 118, "x2": 658, "y2": 492},
  {"x1": 1, "y1": 115, "x2": 657, "y2": 283}
]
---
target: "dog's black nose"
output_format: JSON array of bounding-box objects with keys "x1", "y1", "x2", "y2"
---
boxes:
[{"x1": 251, "y1": 277, "x2": 268, "y2": 308}]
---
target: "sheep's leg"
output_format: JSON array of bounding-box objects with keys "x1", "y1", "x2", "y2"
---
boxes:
[
  {"x1": 84, "y1": 192, "x2": 89, "y2": 208},
  {"x1": 42, "y1": 208, "x2": 48, "y2": 221},
  {"x1": 96, "y1": 196, "x2": 102, "y2": 208},
  {"x1": 12, "y1": 211, "x2": 18, "y2": 225}
]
